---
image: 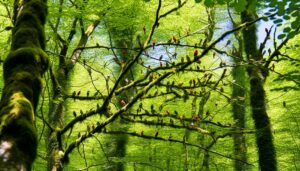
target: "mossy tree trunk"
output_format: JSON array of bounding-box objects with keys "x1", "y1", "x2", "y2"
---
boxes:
[
  {"x1": 231, "y1": 38, "x2": 248, "y2": 171},
  {"x1": 0, "y1": 0, "x2": 48, "y2": 170},
  {"x1": 241, "y1": 1, "x2": 277, "y2": 170},
  {"x1": 104, "y1": 27, "x2": 136, "y2": 171}
]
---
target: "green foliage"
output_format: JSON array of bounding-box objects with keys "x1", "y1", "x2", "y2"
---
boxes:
[
  {"x1": 233, "y1": 0, "x2": 247, "y2": 12},
  {"x1": 1, "y1": 0, "x2": 299, "y2": 170},
  {"x1": 204, "y1": 0, "x2": 214, "y2": 7}
]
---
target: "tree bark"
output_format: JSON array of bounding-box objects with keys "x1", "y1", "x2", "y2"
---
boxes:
[
  {"x1": 241, "y1": 1, "x2": 277, "y2": 170},
  {"x1": 104, "y1": 30, "x2": 135, "y2": 171},
  {"x1": 0, "y1": 0, "x2": 48, "y2": 169},
  {"x1": 231, "y1": 40, "x2": 248, "y2": 171},
  {"x1": 46, "y1": 19, "x2": 100, "y2": 170}
]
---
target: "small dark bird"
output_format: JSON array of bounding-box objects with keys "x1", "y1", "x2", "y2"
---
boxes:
[
  {"x1": 283, "y1": 101, "x2": 286, "y2": 107},
  {"x1": 186, "y1": 55, "x2": 191, "y2": 62},
  {"x1": 170, "y1": 118, "x2": 174, "y2": 125},
  {"x1": 271, "y1": 64, "x2": 275, "y2": 71},
  {"x1": 194, "y1": 49, "x2": 198, "y2": 57},
  {"x1": 225, "y1": 40, "x2": 231, "y2": 47},
  {"x1": 120, "y1": 100, "x2": 126, "y2": 107},
  {"x1": 141, "y1": 130, "x2": 144, "y2": 136},
  {"x1": 143, "y1": 26, "x2": 146, "y2": 34},
  {"x1": 87, "y1": 125, "x2": 91, "y2": 132},
  {"x1": 166, "y1": 110, "x2": 170, "y2": 115},
  {"x1": 137, "y1": 34, "x2": 142, "y2": 48},
  {"x1": 150, "y1": 104, "x2": 155, "y2": 113},
  {"x1": 121, "y1": 49, "x2": 127, "y2": 56},
  {"x1": 199, "y1": 39, "x2": 203, "y2": 46},
  {"x1": 87, "y1": 91, "x2": 90, "y2": 97},
  {"x1": 172, "y1": 36, "x2": 177, "y2": 43},
  {"x1": 265, "y1": 28, "x2": 269, "y2": 33},
  {"x1": 268, "y1": 48, "x2": 271, "y2": 56},
  {"x1": 73, "y1": 111, "x2": 77, "y2": 117},
  {"x1": 159, "y1": 55, "x2": 163, "y2": 61},
  {"x1": 220, "y1": 87, "x2": 224, "y2": 92},
  {"x1": 206, "y1": 110, "x2": 210, "y2": 116},
  {"x1": 174, "y1": 110, "x2": 178, "y2": 115},
  {"x1": 152, "y1": 41, "x2": 156, "y2": 49},
  {"x1": 77, "y1": 91, "x2": 81, "y2": 96},
  {"x1": 155, "y1": 131, "x2": 159, "y2": 138}
]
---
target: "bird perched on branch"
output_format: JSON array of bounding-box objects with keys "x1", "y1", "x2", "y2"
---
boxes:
[
  {"x1": 194, "y1": 49, "x2": 198, "y2": 57},
  {"x1": 120, "y1": 100, "x2": 126, "y2": 107}
]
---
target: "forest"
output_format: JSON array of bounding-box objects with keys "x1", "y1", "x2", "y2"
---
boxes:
[{"x1": 0, "y1": 0, "x2": 299, "y2": 170}]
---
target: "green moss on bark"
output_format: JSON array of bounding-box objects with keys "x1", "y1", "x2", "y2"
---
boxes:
[
  {"x1": 241, "y1": 0, "x2": 277, "y2": 170},
  {"x1": 0, "y1": 0, "x2": 48, "y2": 169}
]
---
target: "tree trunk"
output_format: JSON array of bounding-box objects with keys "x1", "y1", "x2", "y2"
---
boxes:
[
  {"x1": 241, "y1": 1, "x2": 277, "y2": 170},
  {"x1": 104, "y1": 33, "x2": 135, "y2": 171},
  {"x1": 46, "y1": 18, "x2": 100, "y2": 170},
  {"x1": 0, "y1": 0, "x2": 48, "y2": 169},
  {"x1": 231, "y1": 40, "x2": 248, "y2": 171}
]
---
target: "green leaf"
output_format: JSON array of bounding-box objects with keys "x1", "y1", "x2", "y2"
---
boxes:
[
  {"x1": 217, "y1": 0, "x2": 226, "y2": 4},
  {"x1": 262, "y1": 17, "x2": 268, "y2": 22},
  {"x1": 291, "y1": 20, "x2": 299, "y2": 29},
  {"x1": 268, "y1": 8, "x2": 277, "y2": 12},
  {"x1": 264, "y1": 12, "x2": 271, "y2": 16},
  {"x1": 287, "y1": 31, "x2": 296, "y2": 39},
  {"x1": 283, "y1": 27, "x2": 291, "y2": 33},
  {"x1": 204, "y1": 0, "x2": 214, "y2": 7},
  {"x1": 195, "y1": 0, "x2": 202, "y2": 3},
  {"x1": 277, "y1": 34, "x2": 286, "y2": 39},
  {"x1": 283, "y1": 15, "x2": 290, "y2": 20},
  {"x1": 269, "y1": 1, "x2": 276, "y2": 7},
  {"x1": 277, "y1": 2, "x2": 285, "y2": 16},
  {"x1": 234, "y1": 0, "x2": 247, "y2": 12},
  {"x1": 273, "y1": 19, "x2": 283, "y2": 24},
  {"x1": 291, "y1": 11, "x2": 299, "y2": 17}
]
